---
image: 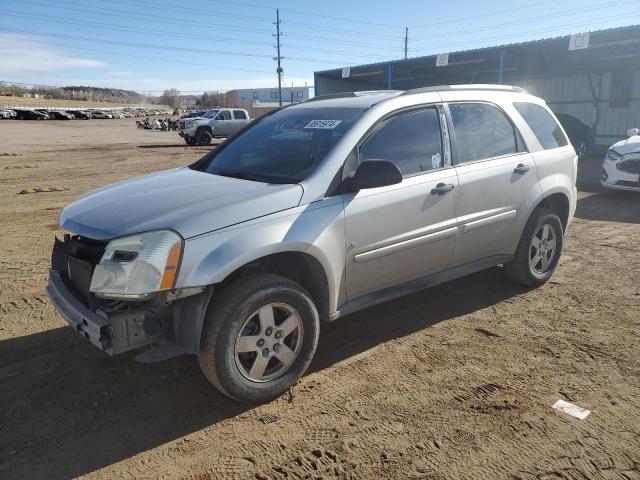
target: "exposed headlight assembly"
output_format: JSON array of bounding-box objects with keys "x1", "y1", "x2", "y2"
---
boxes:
[
  {"x1": 185, "y1": 121, "x2": 194, "y2": 128},
  {"x1": 605, "y1": 149, "x2": 623, "y2": 162},
  {"x1": 90, "y1": 230, "x2": 183, "y2": 299}
]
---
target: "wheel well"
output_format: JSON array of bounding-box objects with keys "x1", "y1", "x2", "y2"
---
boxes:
[
  {"x1": 196, "y1": 125, "x2": 212, "y2": 135},
  {"x1": 535, "y1": 193, "x2": 569, "y2": 231},
  {"x1": 220, "y1": 252, "x2": 330, "y2": 321}
]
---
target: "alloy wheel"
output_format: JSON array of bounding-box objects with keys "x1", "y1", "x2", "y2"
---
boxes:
[
  {"x1": 234, "y1": 303, "x2": 304, "y2": 383},
  {"x1": 529, "y1": 223, "x2": 557, "y2": 276}
]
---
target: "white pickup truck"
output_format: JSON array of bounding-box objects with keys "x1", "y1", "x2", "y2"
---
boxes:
[{"x1": 179, "y1": 108, "x2": 251, "y2": 145}]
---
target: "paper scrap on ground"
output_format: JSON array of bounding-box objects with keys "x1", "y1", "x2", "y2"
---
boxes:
[{"x1": 552, "y1": 399, "x2": 591, "y2": 419}]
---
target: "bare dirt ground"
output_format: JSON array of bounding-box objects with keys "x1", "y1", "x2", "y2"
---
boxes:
[{"x1": 0, "y1": 119, "x2": 639, "y2": 480}]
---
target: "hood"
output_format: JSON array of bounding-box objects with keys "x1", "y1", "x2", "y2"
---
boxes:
[
  {"x1": 611, "y1": 135, "x2": 640, "y2": 155},
  {"x1": 59, "y1": 167, "x2": 304, "y2": 240}
]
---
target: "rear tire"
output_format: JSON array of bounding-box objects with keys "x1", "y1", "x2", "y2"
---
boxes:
[
  {"x1": 504, "y1": 208, "x2": 563, "y2": 287},
  {"x1": 198, "y1": 273, "x2": 320, "y2": 403}
]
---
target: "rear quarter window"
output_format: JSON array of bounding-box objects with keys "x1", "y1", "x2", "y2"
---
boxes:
[{"x1": 514, "y1": 102, "x2": 568, "y2": 150}]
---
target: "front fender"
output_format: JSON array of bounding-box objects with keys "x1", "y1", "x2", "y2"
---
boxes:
[{"x1": 176, "y1": 198, "x2": 346, "y2": 314}]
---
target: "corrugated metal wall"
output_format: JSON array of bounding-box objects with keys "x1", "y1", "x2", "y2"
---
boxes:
[
  {"x1": 315, "y1": 76, "x2": 376, "y2": 95},
  {"x1": 512, "y1": 70, "x2": 640, "y2": 144}
]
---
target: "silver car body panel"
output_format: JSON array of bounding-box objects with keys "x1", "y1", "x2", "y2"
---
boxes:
[
  {"x1": 55, "y1": 86, "x2": 578, "y2": 327},
  {"x1": 59, "y1": 167, "x2": 303, "y2": 240}
]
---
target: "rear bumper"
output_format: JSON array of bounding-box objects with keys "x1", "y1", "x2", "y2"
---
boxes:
[{"x1": 46, "y1": 269, "x2": 113, "y2": 354}]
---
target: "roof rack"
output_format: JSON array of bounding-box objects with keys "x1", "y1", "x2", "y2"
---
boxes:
[
  {"x1": 402, "y1": 84, "x2": 527, "y2": 95},
  {"x1": 307, "y1": 90, "x2": 400, "y2": 102}
]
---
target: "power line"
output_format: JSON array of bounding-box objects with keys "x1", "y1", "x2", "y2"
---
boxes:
[
  {"x1": 409, "y1": 0, "x2": 557, "y2": 28},
  {"x1": 412, "y1": 13, "x2": 639, "y2": 54},
  {"x1": 199, "y1": 0, "x2": 403, "y2": 29},
  {"x1": 18, "y1": 0, "x2": 274, "y2": 35},
  {"x1": 12, "y1": 0, "x2": 406, "y2": 52},
  {"x1": 2, "y1": 11, "x2": 393, "y2": 60},
  {"x1": 2, "y1": 29, "x2": 275, "y2": 59},
  {"x1": 411, "y1": 0, "x2": 640, "y2": 41},
  {"x1": 108, "y1": 0, "x2": 403, "y2": 40},
  {"x1": 0, "y1": 34, "x2": 276, "y2": 75},
  {"x1": 2, "y1": 11, "x2": 269, "y2": 47},
  {"x1": 0, "y1": 29, "x2": 353, "y2": 67},
  {"x1": 105, "y1": 0, "x2": 271, "y2": 23}
]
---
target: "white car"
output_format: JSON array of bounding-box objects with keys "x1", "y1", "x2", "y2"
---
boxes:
[
  {"x1": 601, "y1": 128, "x2": 640, "y2": 191},
  {"x1": 0, "y1": 109, "x2": 17, "y2": 119}
]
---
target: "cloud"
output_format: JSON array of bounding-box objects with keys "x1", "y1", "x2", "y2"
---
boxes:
[{"x1": 0, "y1": 34, "x2": 108, "y2": 73}]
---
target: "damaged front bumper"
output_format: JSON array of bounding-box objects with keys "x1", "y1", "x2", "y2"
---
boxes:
[{"x1": 46, "y1": 268, "x2": 171, "y2": 356}]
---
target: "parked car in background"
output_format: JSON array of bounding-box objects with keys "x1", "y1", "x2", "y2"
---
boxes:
[
  {"x1": 0, "y1": 109, "x2": 17, "y2": 119},
  {"x1": 67, "y1": 110, "x2": 92, "y2": 120},
  {"x1": 13, "y1": 109, "x2": 49, "y2": 120},
  {"x1": 554, "y1": 113, "x2": 592, "y2": 160},
  {"x1": 48, "y1": 85, "x2": 577, "y2": 403},
  {"x1": 601, "y1": 128, "x2": 640, "y2": 191},
  {"x1": 90, "y1": 110, "x2": 112, "y2": 119},
  {"x1": 179, "y1": 108, "x2": 250, "y2": 145},
  {"x1": 35, "y1": 109, "x2": 54, "y2": 120},
  {"x1": 47, "y1": 110, "x2": 75, "y2": 120}
]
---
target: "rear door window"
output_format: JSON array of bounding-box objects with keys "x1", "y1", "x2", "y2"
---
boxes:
[
  {"x1": 449, "y1": 103, "x2": 519, "y2": 164},
  {"x1": 359, "y1": 108, "x2": 443, "y2": 177},
  {"x1": 233, "y1": 110, "x2": 247, "y2": 120},
  {"x1": 514, "y1": 102, "x2": 568, "y2": 149}
]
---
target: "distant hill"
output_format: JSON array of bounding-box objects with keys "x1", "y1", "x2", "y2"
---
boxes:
[{"x1": 61, "y1": 86, "x2": 142, "y2": 99}]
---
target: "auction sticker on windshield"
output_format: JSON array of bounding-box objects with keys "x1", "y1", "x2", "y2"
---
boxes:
[{"x1": 304, "y1": 120, "x2": 342, "y2": 129}]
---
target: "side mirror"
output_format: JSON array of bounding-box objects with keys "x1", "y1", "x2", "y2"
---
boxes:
[
  {"x1": 347, "y1": 159, "x2": 403, "y2": 191},
  {"x1": 627, "y1": 128, "x2": 639, "y2": 137}
]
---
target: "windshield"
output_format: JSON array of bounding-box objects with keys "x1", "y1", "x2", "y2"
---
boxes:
[
  {"x1": 196, "y1": 106, "x2": 365, "y2": 184},
  {"x1": 202, "y1": 110, "x2": 220, "y2": 119}
]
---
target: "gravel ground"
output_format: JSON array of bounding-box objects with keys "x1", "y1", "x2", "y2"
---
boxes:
[{"x1": 0, "y1": 119, "x2": 638, "y2": 480}]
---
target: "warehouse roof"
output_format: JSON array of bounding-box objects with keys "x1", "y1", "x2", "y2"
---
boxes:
[{"x1": 315, "y1": 25, "x2": 640, "y2": 91}]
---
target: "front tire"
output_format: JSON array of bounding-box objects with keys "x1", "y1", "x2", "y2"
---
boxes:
[
  {"x1": 198, "y1": 274, "x2": 320, "y2": 403},
  {"x1": 195, "y1": 131, "x2": 212, "y2": 146},
  {"x1": 504, "y1": 208, "x2": 563, "y2": 287}
]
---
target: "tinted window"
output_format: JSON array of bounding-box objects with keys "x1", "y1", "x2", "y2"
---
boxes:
[
  {"x1": 449, "y1": 103, "x2": 518, "y2": 163},
  {"x1": 197, "y1": 107, "x2": 365, "y2": 183},
  {"x1": 514, "y1": 102, "x2": 568, "y2": 149},
  {"x1": 360, "y1": 109, "x2": 443, "y2": 177},
  {"x1": 233, "y1": 110, "x2": 247, "y2": 120}
]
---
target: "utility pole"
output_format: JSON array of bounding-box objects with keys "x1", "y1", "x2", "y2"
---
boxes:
[
  {"x1": 404, "y1": 27, "x2": 408, "y2": 60},
  {"x1": 274, "y1": 9, "x2": 283, "y2": 107}
]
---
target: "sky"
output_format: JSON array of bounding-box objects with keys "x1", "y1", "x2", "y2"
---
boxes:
[{"x1": 1, "y1": 0, "x2": 639, "y2": 94}]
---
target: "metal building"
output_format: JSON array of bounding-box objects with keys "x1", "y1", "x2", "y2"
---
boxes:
[{"x1": 314, "y1": 25, "x2": 640, "y2": 146}]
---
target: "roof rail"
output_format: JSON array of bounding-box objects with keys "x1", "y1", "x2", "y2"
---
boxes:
[
  {"x1": 402, "y1": 84, "x2": 527, "y2": 95},
  {"x1": 307, "y1": 90, "x2": 400, "y2": 102}
]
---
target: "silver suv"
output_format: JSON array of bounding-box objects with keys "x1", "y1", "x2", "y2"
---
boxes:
[
  {"x1": 47, "y1": 85, "x2": 577, "y2": 403},
  {"x1": 179, "y1": 108, "x2": 250, "y2": 145}
]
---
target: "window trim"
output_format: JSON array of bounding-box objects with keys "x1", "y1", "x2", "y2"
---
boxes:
[
  {"x1": 444, "y1": 101, "x2": 528, "y2": 167},
  {"x1": 354, "y1": 103, "x2": 452, "y2": 180}
]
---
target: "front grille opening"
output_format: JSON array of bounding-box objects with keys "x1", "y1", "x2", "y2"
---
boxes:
[{"x1": 52, "y1": 234, "x2": 108, "y2": 308}]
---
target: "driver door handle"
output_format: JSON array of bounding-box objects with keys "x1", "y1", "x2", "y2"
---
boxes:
[
  {"x1": 514, "y1": 163, "x2": 530, "y2": 174},
  {"x1": 431, "y1": 183, "x2": 454, "y2": 195}
]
